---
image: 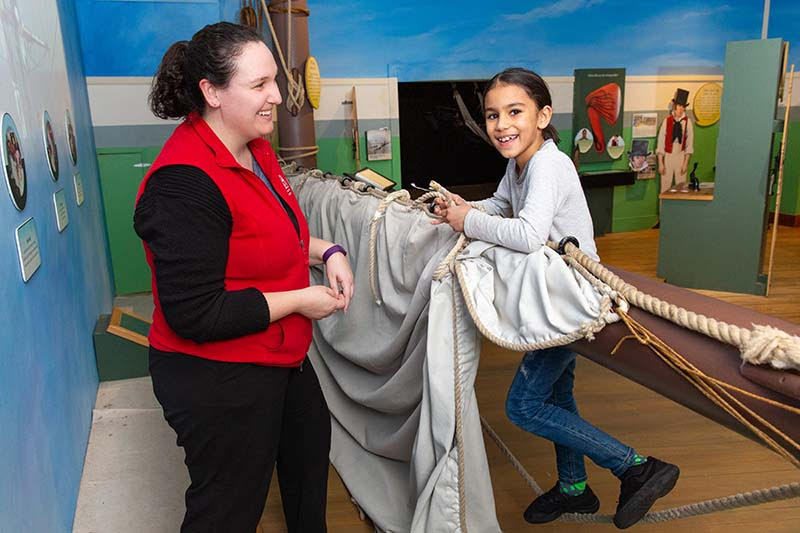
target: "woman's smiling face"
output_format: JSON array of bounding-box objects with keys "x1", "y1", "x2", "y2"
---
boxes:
[{"x1": 212, "y1": 41, "x2": 282, "y2": 142}]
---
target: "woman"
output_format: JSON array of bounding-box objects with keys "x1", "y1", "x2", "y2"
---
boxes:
[{"x1": 134, "y1": 22, "x2": 353, "y2": 533}]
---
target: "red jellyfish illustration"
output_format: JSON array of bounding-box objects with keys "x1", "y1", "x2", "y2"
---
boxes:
[{"x1": 585, "y1": 83, "x2": 621, "y2": 152}]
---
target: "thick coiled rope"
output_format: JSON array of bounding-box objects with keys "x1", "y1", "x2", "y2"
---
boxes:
[{"x1": 552, "y1": 241, "x2": 800, "y2": 372}]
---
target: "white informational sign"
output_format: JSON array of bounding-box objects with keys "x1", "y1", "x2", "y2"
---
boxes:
[
  {"x1": 632, "y1": 112, "x2": 658, "y2": 138},
  {"x1": 73, "y1": 172, "x2": 84, "y2": 205},
  {"x1": 15, "y1": 217, "x2": 41, "y2": 282},
  {"x1": 53, "y1": 188, "x2": 69, "y2": 232}
]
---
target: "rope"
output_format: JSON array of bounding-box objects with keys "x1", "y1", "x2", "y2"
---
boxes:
[
  {"x1": 553, "y1": 241, "x2": 800, "y2": 371},
  {"x1": 613, "y1": 308, "x2": 800, "y2": 468},
  {"x1": 277, "y1": 144, "x2": 319, "y2": 161},
  {"x1": 482, "y1": 414, "x2": 800, "y2": 524},
  {"x1": 289, "y1": 167, "x2": 322, "y2": 194},
  {"x1": 450, "y1": 277, "x2": 468, "y2": 532},
  {"x1": 262, "y1": 0, "x2": 320, "y2": 161},
  {"x1": 454, "y1": 260, "x2": 615, "y2": 350},
  {"x1": 262, "y1": 0, "x2": 307, "y2": 115},
  {"x1": 480, "y1": 415, "x2": 545, "y2": 496},
  {"x1": 368, "y1": 189, "x2": 411, "y2": 305},
  {"x1": 432, "y1": 233, "x2": 468, "y2": 281}
]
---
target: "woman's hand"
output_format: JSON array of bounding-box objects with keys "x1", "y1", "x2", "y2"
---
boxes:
[
  {"x1": 325, "y1": 252, "x2": 354, "y2": 312},
  {"x1": 297, "y1": 286, "x2": 345, "y2": 319},
  {"x1": 431, "y1": 194, "x2": 470, "y2": 233}
]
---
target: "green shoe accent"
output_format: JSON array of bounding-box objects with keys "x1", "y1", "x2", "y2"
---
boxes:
[
  {"x1": 632, "y1": 454, "x2": 647, "y2": 465},
  {"x1": 559, "y1": 480, "x2": 587, "y2": 496}
]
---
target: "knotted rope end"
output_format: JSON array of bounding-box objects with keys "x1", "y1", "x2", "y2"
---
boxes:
[{"x1": 740, "y1": 324, "x2": 800, "y2": 371}]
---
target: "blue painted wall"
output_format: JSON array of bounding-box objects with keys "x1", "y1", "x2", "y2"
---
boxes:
[
  {"x1": 76, "y1": 1, "x2": 800, "y2": 80},
  {"x1": 76, "y1": 0, "x2": 224, "y2": 77},
  {"x1": 0, "y1": 0, "x2": 113, "y2": 531},
  {"x1": 314, "y1": 1, "x2": 798, "y2": 80}
]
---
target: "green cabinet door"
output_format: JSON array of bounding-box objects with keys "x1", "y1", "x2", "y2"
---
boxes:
[{"x1": 98, "y1": 151, "x2": 151, "y2": 295}]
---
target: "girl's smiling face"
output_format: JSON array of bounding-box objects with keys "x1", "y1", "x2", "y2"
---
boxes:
[{"x1": 484, "y1": 82, "x2": 552, "y2": 172}]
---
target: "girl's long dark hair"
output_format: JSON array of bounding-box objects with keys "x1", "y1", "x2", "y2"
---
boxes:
[
  {"x1": 483, "y1": 68, "x2": 560, "y2": 144},
  {"x1": 149, "y1": 22, "x2": 264, "y2": 120}
]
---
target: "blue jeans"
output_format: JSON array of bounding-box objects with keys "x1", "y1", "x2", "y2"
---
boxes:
[{"x1": 506, "y1": 346, "x2": 637, "y2": 484}]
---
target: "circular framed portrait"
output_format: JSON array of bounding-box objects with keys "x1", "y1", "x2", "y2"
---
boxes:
[
  {"x1": 2, "y1": 113, "x2": 27, "y2": 211},
  {"x1": 42, "y1": 111, "x2": 59, "y2": 181},
  {"x1": 574, "y1": 127, "x2": 593, "y2": 154},
  {"x1": 606, "y1": 135, "x2": 625, "y2": 160},
  {"x1": 65, "y1": 108, "x2": 77, "y2": 166}
]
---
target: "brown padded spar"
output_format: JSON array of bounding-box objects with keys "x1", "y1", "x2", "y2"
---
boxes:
[
  {"x1": 740, "y1": 363, "x2": 800, "y2": 401},
  {"x1": 569, "y1": 267, "x2": 800, "y2": 460}
]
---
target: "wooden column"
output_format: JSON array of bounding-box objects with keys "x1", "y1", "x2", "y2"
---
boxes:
[{"x1": 268, "y1": 0, "x2": 317, "y2": 168}]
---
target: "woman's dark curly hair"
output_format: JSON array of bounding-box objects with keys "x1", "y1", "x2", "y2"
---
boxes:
[{"x1": 149, "y1": 22, "x2": 264, "y2": 120}]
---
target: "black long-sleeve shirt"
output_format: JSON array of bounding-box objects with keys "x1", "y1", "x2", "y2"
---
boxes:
[{"x1": 134, "y1": 164, "x2": 269, "y2": 343}]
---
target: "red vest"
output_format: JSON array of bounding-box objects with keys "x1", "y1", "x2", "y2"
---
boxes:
[
  {"x1": 136, "y1": 112, "x2": 312, "y2": 366},
  {"x1": 664, "y1": 115, "x2": 688, "y2": 154}
]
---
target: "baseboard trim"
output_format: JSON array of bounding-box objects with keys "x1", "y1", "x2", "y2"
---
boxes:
[
  {"x1": 770, "y1": 212, "x2": 800, "y2": 227},
  {"x1": 612, "y1": 215, "x2": 659, "y2": 233}
]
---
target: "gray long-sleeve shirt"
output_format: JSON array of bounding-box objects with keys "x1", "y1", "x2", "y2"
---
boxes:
[{"x1": 463, "y1": 139, "x2": 599, "y2": 261}]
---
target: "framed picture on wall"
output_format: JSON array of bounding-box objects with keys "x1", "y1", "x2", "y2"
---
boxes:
[
  {"x1": 2, "y1": 113, "x2": 27, "y2": 211},
  {"x1": 66, "y1": 109, "x2": 78, "y2": 166},
  {"x1": 43, "y1": 110, "x2": 59, "y2": 181},
  {"x1": 632, "y1": 113, "x2": 658, "y2": 138},
  {"x1": 366, "y1": 127, "x2": 392, "y2": 161}
]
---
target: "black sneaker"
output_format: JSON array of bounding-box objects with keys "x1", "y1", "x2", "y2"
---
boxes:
[
  {"x1": 524, "y1": 482, "x2": 600, "y2": 524},
  {"x1": 613, "y1": 457, "x2": 679, "y2": 529}
]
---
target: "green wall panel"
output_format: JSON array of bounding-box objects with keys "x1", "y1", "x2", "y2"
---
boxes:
[
  {"x1": 315, "y1": 135, "x2": 402, "y2": 188},
  {"x1": 768, "y1": 120, "x2": 800, "y2": 215},
  {"x1": 784, "y1": 121, "x2": 800, "y2": 214},
  {"x1": 97, "y1": 150, "x2": 152, "y2": 295}
]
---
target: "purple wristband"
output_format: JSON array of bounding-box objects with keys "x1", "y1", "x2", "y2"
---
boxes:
[{"x1": 322, "y1": 244, "x2": 347, "y2": 263}]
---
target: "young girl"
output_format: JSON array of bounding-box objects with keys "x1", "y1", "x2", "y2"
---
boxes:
[{"x1": 434, "y1": 68, "x2": 679, "y2": 529}]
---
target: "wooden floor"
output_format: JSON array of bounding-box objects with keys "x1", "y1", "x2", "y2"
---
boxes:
[{"x1": 259, "y1": 225, "x2": 800, "y2": 532}]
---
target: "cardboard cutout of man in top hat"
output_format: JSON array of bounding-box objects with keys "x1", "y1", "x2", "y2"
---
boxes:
[
  {"x1": 656, "y1": 88, "x2": 694, "y2": 193},
  {"x1": 628, "y1": 139, "x2": 652, "y2": 172}
]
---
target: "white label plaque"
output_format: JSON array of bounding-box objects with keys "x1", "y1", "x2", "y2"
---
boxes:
[
  {"x1": 15, "y1": 217, "x2": 41, "y2": 282},
  {"x1": 73, "y1": 172, "x2": 84, "y2": 206},
  {"x1": 53, "y1": 189, "x2": 69, "y2": 232}
]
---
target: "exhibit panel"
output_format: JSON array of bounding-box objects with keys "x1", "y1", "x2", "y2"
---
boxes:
[
  {"x1": 97, "y1": 149, "x2": 152, "y2": 295},
  {"x1": 0, "y1": 1, "x2": 114, "y2": 532},
  {"x1": 658, "y1": 39, "x2": 786, "y2": 295}
]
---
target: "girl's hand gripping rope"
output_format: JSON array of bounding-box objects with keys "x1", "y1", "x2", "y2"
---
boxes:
[{"x1": 431, "y1": 193, "x2": 471, "y2": 233}]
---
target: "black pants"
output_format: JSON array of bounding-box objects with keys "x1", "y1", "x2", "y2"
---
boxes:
[{"x1": 150, "y1": 349, "x2": 331, "y2": 533}]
